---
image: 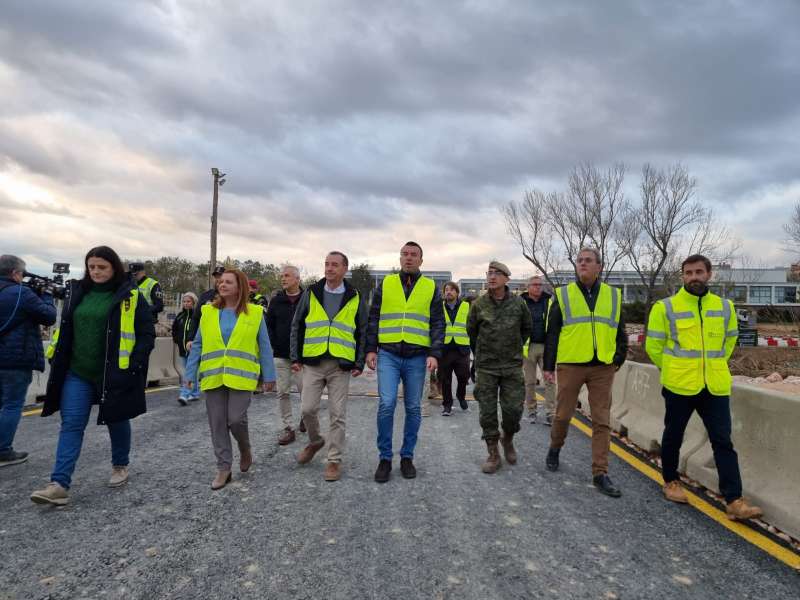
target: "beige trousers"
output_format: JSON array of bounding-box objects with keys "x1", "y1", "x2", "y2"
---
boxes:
[
  {"x1": 300, "y1": 359, "x2": 351, "y2": 463},
  {"x1": 205, "y1": 386, "x2": 251, "y2": 471},
  {"x1": 522, "y1": 343, "x2": 556, "y2": 416},
  {"x1": 275, "y1": 357, "x2": 303, "y2": 429}
]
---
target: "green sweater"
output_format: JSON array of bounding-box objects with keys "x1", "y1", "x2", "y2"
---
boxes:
[{"x1": 70, "y1": 281, "x2": 117, "y2": 384}]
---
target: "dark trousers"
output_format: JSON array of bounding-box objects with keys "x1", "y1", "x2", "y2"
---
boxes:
[
  {"x1": 439, "y1": 348, "x2": 470, "y2": 410},
  {"x1": 661, "y1": 387, "x2": 743, "y2": 503}
]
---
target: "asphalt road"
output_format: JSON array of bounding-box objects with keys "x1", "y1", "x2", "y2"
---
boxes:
[{"x1": 1, "y1": 382, "x2": 798, "y2": 600}]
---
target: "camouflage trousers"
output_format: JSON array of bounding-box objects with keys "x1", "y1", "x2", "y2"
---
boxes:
[{"x1": 474, "y1": 368, "x2": 525, "y2": 441}]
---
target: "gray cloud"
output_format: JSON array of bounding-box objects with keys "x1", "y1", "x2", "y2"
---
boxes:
[{"x1": 0, "y1": 0, "x2": 798, "y2": 274}]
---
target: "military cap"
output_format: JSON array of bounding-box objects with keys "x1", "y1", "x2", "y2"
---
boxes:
[{"x1": 488, "y1": 260, "x2": 511, "y2": 277}]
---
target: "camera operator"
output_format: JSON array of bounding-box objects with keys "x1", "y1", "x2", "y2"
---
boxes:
[{"x1": 0, "y1": 254, "x2": 57, "y2": 467}]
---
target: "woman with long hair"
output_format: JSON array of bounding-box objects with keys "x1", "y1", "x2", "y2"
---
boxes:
[
  {"x1": 185, "y1": 269, "x2": 276, "y2": 490},
  {"x1": 31, "y1": 246, "x2": 155, "y2": 506},
  {"x1": 173, "y1": 292, "x2": 200, "y2": 406}
]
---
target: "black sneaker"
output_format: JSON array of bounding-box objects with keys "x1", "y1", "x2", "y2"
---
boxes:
[
  {"x1": 0, "y1": 450, "x2": 29, "y2": 467},
  {"x1": 593, "y1": 474, "x2": 622, "y2": 498},
  {"x1": 441, "y1": 407, "x2": 452, "y2": 417},
  {"x1": 299, "y1": 418, "x2": 307, "y2": 433},
  {"x1": 374, "y1": 459, "x2": 392, "y2": 483},
  {"x1": 400, "y1": 457, "x2": 417, "y2": 479},
  {"x1": 458, "y1": 399, "x2": 469, "y2": 411},
  {"x1": 545, "y1": 447, "x2": 560, "y2": 472},
  {"x1": 545, "y1": 415, "x2": 553, "y2": 426}
]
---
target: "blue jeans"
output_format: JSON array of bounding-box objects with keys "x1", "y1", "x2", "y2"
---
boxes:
[
  {"x1": 51, "y1": 371, "x2": 131, "y2": 489},
  {"x1": 0, "y1": 369, "x2": 32, "y2": 453},
  {"x1": 179, "y1": 355, "x2": 199, "y2": 399},
  {"x1": 376, "y1": 349, "x2": 427, "y2": 460}
]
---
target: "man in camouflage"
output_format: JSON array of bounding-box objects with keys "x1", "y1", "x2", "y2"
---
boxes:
[{"x1": 467, "y1": 261, "x2": 532, "y2": 474}]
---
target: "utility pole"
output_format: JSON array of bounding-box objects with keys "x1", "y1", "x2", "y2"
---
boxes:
[{"x1": 209, "y1": 167, "x2": 226, "y2": 288}]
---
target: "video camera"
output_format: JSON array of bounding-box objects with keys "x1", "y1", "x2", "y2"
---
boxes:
[{"x1": 22, "y1": 263, "x2": 69, "y2": 299}]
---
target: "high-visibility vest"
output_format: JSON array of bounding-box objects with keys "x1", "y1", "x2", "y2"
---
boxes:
[
  {"x1": 302, "y1": 291, "x2": 360, "y2": 361},
  {"x1": 46, "y1": 289, "x2": 138, "y2": 369},
  {"x1": 137, "y1": 277, "x2": 158, "y2": 305},
  {"x1": 443, "y1": 301, "x2": 470, "y2": 346},
  {"x1": 378, "y1": 274, "x2": 435, "y2": 347},
  {"x1": 645, "y1": 287, "x2": 738, "y2": 396},
  {"x1": 554, "y1": 282, "x2": 621, "y2": 364},
  {"x1": 198, "y1": 304, "x2": 262, "y2": 391}
]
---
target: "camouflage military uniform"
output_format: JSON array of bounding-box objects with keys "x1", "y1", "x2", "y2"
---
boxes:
[{"x1": 467, "y1": 287, "x2": 533, "y2": 441}]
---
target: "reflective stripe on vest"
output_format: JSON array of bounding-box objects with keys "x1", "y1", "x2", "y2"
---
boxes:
[
  {"x1": 137, "y1": 277, "x2": 157, "y2": 305},
  {"x1": 302, "y1": 291, "x2": 360, "y2": 361},
  {"x1": 655, "y1": 288, "x2": 736, "y2": 395},
  {"x1": 118, "y1": 290, "x2": 139, "y2": 368},
  {"x1": 198, "y1": 304, "x2": 262, "y2": 391},
  {"x1": 378, "y1": 274, "x2": 435, "y2": 347},
  {"x1": 443, "y1": 301, "x2": 470, "y2": 345},
  {"x1": 555, "y1": 282, "x2": 621, "y2": 364},
  {"x1": 46, "y1": 328, "x2": 60, "y2": 359}
]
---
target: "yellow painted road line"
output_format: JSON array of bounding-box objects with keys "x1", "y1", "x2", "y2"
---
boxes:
[
  {"x1": 570, "y1": 416, "x2": 800, "y2": 570},
  {"x1": 23, "y1": 386, "x2": 180, "y2": 417}
]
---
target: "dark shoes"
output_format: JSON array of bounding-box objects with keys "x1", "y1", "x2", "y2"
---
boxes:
[
  {"x1": 298, "y1": 418, "x2": 307, "y2": 433},
  {"x1": 0, "y1": 450, "x2": 28, "y2": 467},
  {"x1": 545, "y1": 447, "x2": 560, "y2": 472},
  {"x1": 374, "y1": 459, "x2": 392, "y2": 483},
  {"x1": 441, "y1": 407, "x2": 452, "y2": 417},
  {"x1": 459, "y1": 399, "x2": 469, "y2": 411},
  {"x1": 278, "y1": 427, "x2": 296, "y2": 445},
  {"x1": 400, "y1": 458, "x2": 417, "y2": 479},
  {"x1": 593, "y1": 474, "x2": 622, "y2": 498}
]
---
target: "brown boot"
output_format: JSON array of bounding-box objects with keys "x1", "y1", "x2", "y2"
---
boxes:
[
  {"x1": 726, "y1": 498, "x2": 763, "y2": 521},
  {"x1": 324, "y1": 462, "x2": 341, "y2": 482},
  {"x1": 481, "y1": 440, "x2": 502, "y2": 474},
  {"x1": 501, "y1": 433, "x2": 517, "y2": 465},
  {"x1": 297, "y1": 438, "x2": 325, "y2": 464},
  {"x1": 239, "y1": 447, "x2": 253, "y2": 472},
  {"x1": 211, "y1": 470, "x2": 231, "y2": 490},
  {"x1": 278, "y1": 427, "x2": 296, "y2": 445},
  {"x1": 663, "y1": 480, "x2": 688, "y2": 504}
]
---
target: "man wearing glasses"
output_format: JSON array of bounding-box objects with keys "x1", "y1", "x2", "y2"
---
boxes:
[
  {"x1": 542, "y1": 248, "x2": 627, "y2": 497},
  {"x1": 521, "y1": 276, "x2": 555, "y2": 424},
  {"x1": 467, "y1": 261, "x2": 532, "y2": 474}
]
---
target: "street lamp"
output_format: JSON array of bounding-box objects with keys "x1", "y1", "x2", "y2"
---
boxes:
[{"x1": 209, "y1": 167, "x2": 227, "y2": 288}]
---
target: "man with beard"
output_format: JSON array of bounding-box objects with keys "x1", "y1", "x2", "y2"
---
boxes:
[{"x1": 646, "y1": 254, "x2": 762, "y2": 521}]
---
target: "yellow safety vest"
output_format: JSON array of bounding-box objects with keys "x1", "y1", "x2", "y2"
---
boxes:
[
  {"x1": 198, "y1": 304, "x2": 262, "y2": 391},
  {"x1": 443, "y1": 301, "x2": 470, "y2": 346},
  {"x1": 303, "y1": 291, "x2": 360, "y2": 361},
  {"x1": 645, "y1": 287, "x2": 738, "y2": 396},
  {"x1": 378, "y1": 274, "x2": 435, "y2": 347},
  {"x1": 46, "y1": 289, "x2": 138, "y2": 369},
  {"x1": 554, "y1": 282, "x2": 621, "y2": 364},
  {"x1": 137, "y1": 277, "x2": 158, "y2": 305}
]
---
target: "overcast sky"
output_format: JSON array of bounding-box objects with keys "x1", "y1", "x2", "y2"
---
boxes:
[{"x1": 2, "y1": 0, "x2": 799, "y2": 281}]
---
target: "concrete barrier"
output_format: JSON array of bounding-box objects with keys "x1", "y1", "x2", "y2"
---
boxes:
[
  {"x1": 146, "y1": 337, "x2": 180, "y2": 383},
  {"x1": 684, "y1": 383, "x2": 800, "y2": 539}
]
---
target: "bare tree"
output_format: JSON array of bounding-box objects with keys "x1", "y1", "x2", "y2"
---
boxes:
[
  {"x1": 621, "y1": 163, "x2": 738, "y2": 319},
  {"x1": 503, "y1": 162, "x2": 628, "y2": 286},
  {"x1": 784, "y1": 200, "x2": 800, "y2": 255}
]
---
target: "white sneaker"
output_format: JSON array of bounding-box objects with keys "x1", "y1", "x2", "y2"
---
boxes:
[{"x1": 108, "y1": 466, "x2": 129, "y2": 487}]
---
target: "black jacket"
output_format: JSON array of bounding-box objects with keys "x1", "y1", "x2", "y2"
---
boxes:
[
  {"x1": 188, "y1": 287, "x2": 217, "y2": 341},
  {"x1": 266, "y1": 288, "x2": 303, "y2": 359},
  {"x1": 543, "y1": 279, "x2": 627, "y2": 371},
  {"x1": 289, "y1": 279, "x2": 367, "y2": 371},
  {"x1": 0, "y1": 277, "x2": 57, "y2": 371},
  {"x1": 43, "y1": 279, "x2": 156, "y2": 425},
  {"x1": 521, "y1": 291, "x2": 551, "y2": 344},
  {"x1": 365, "y1": 271, "x2": 445, "y2": 359},
  {"x1": 171, "y1": 308, "x2": 193, "y2": 357}
]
